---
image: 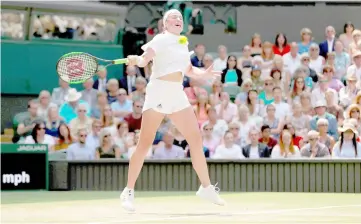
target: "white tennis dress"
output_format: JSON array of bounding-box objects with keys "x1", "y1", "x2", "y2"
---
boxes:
[{"x1": 141, "y1": 31, "x2": 194, "y2": 114}]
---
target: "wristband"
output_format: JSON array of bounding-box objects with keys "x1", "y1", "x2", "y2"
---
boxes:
[{"x1": 136, "y1": 56, "x2": 146, "y2": 66}]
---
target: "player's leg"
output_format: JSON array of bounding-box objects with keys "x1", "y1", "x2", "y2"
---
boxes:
[
  {"x1": 121, "y1": 109, "x2": 165, "y2": 211},
  {"x1": 168, "y1": 106, "x2": 225, "y2": 206}
]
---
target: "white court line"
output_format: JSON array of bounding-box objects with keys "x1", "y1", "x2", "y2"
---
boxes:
[{"x1": 115, "y1": 204, "x2": 361, "y2": 223}]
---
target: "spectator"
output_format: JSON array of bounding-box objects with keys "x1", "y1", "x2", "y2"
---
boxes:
[
  {"x1": 235, "y1": 78, "x2": 253, "y2": 105},
  {"x1": 316, "y1": 118, "x2": 335, "y2": 151},
  {"x1": 283, "y1": 123, "x2": 304, "y2": 149},
  {"x1": 300, "y1": 53, "x2": 318, "y2": 83},
  {"x1": 259, "y1": 125, "x2": 278, "y2": 153},
  {"x1": 193, "y1": 94, "x2": 211, "y2": 127},
  {"x1": 202, "y1": 107, "x2": 228, "y2": 140},
  {"x1": 286, "y1": 102, "x2": 310, "y2": 138},
  {"x1": 325, "y1": 51, "x2": 336, "y2": 68},
  {"x1": 93, "y1": 65, "x2": 108, "y2": 92},
  {"x1": 310, "y1": 100, "x2": 338, "y2": 140},
  {"x1": 86, "y1": 119, "x2": 102, "y2": 152},
  {"x1": 171, "y1": 126, "x2": 189, "y2": 150},
  {"x1": 202, "y1": 54, "x2": 214, "y2": 71},
  {"x1": 95, "y1": 128, "x2": 122, "y2": 159},
  {"x1": 202, "y1": 123, "x2": 220, "y2": 157},
  {"x1": 69, "y1": 104, "x2": 93, "y2": 139},
  {"x1": 215, "y1": 92, "x2": 238, "y2": 123},
  {"x1": 339, "y1": 73, "x2": 360, "y2": 108},
  {"x1": 119, "y1": 65, "x2": 139, "y2": 94},
  {"x1": 283, "y1": 42, "x2": 301, "y2": 76},
  {"x1": 100, "y1": 104, "x2": 119, "y2": 136},
  {"x1": 111, "y1": 88, "x2": 132, "y2": 121},
  {"x1": 291, "y1": 66, "x2": 314, "y2": 90},
  {"x1": 154, "y1": 131, "x2": 185, "y2": 159},
  {"x1": 349, "y1": 30, "x2": 361, "y2": 57},
  {"x1": 209, "y1": 80, "x2": 223, "y2": 106},
  {"x1": 332, "y1": 123, "x2": 361, "y2": 158},
  {"x1": 81, "y1": 78, "x2": 98, "y2": 109},
  {"x1": 16, "y1": 100, "x2": 43, "y2": 140},
  {"x1": 127, "y1": 130, "x2": 152, "y2": 159},
  {"x1": 339, "y1": 21, "x2": 355, "y2": 51},
  {"x1": 319, "y1": 26, "x2": 336, "y2": 58},
  {"x1": 344, "y1": 104, "x2": 361, "y2": 129},
  {"x1": 106, "y1": 78, "x2": 120, "y2": 104},
  {"x1": 271, "y1": 87, "x2": 291, "y2": 120},
  {"x1": 221, "y1": 55, "x2": 243, "y2": 87},
  {"x1": 191, "y1": 44, "x2": 205, "y2": 68},
  {"x1": 334, "y1": 40, "x2": 351, "y2": 79},
  {"x1": 129, "y1": 76, "x2": 147, "y2": 101},
  {"x1": 347, "y1": 118, "x2": 361, "y2": 137},
  {"x1": 347, "y1": 51, "x2": 361, "y2": 83},
  {"x1": 273, "y1": 33, "x2": 290, "y2": 56},
  {"x1": 300, "y1": 130, "x2": 330, "y2": 158},
  {"x1": 184, "y1": 78, "x2": 207, "y2": 105},
  {"x1": 237, "y1": 45, "x2": 253, "y2": 76},
  {"x1": 51, "y1": 78, "x2": 70, "y2": 107},
  {"x1": 309, "y1": 43, "x2": 325, "y2": 73},
  {"x1": 113, "y1": 121, "x2": 130, "y2": 151},
  {"x1": 246, "y1": 89, "x2": 264, "y2": 119},
  {"x1": 300, "y1": 92, "x2": 315, "y2": 117},
  {"x1": 270, "y1": 68, "x2": 288, "y2": 95},
  {"x1": 24, "y1": 122, "x2": 55, "y2": 151},
  {"x1": 250, "y1": 65, "x2": 263, "y2": 92},
  {"x1": 298, "y1": 27, "x2": 314, "y2": 54},
  {"x1": 54, "y1": 123, "x2": 73, "y2": 151},
  {"x1": 271, "y1": 130, "x2": 301, "y2": 158},
  {"x1": 325, "y1": 89, "x2": 344, "y2": 125},
  {"x1": 154, "y1": 117, "x2": 173, "y2": 145},
  {"x1": 250, "y1": 33, "x2": 262, "y2": 57},
  {"x1": 91, "y1": 92, "x2": 108, "y2": 119},
  {"x1": 263, "y1": 104, "x2": 282, "y2": 139},
  {"x1": 258, "y1": 76, "x2": 275, "y2": 106},
  {"x1": 66, "y1": 129, "x2": 94, "y2": 160},
  {"x1": 233, "y1": 105, "x2": 256, "y2": 147},
  {"x1": 227, "y1": 122, "x2": 243, "y2": 146},
  {"x1": 212, "y1": 131, "x2": 244, "y2": 159},
  {"x1": 257, "y1": 41, "x2": 274, "y2": 78},
  {"x1": 311, "y1": 74, "x2": 338, "y2": 106},
  {"x1": 288, "y1": 73, "x2": 306, "y2": 104},
  {"x1": 45, "y1": 106, "x2": 64, "y2": 137},
  {"x1": 213, "y1": 45, "x2": 228, "y2": 71},
  {"x1": 124, "y1": 99, "x2": 144, "y2": 132},
  {"x1": 59, "y1": 88, "x2": 90, "y2": 124},
  {"x1": 37, "y1": 90, "x2": 57, "y2": 119},
  {"x1": 323, "y1": 65, "x2": 344, "y2": 92},
  {"x1": 242, "y1": 128, "x2": 269, "y2": 158}
]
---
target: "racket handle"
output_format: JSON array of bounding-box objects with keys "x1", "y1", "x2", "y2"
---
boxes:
[{"x1": 112, "y1": 58, "x2": 128, "y2": 65}]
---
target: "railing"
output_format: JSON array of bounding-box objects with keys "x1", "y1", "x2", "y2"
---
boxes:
[{"x1": 50, "y1": 159, "x2": 361, "y2": 193}]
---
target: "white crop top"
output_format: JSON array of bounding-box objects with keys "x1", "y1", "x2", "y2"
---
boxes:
[{"x1": 141, "y1": 32, "x2": 194, "y2": 80}]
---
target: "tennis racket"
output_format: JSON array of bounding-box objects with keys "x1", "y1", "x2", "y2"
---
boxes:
[{"x1": 56, "y1": 52, "x2": 128, "y2": 84}]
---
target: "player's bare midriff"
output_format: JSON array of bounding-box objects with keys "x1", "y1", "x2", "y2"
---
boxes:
[{"x1": 156, "y1": 71, "x2": 183, "y2": 83}]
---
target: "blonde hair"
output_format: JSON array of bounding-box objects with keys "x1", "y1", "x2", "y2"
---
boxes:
[
  {"x1": 99, "y1": 128, "x2": 113, "y2": 146},
  {"x1": 279, "y1": 130, "x2": 296, "y2": 155}
]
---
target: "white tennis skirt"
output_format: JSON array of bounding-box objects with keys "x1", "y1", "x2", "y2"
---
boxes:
[{"x1": 143, "y1": 79, "x2": 190, "y2": 114}]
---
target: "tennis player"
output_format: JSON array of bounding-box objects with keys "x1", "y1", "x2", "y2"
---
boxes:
[{"x1": 120, "y1": 9, "x2": 225, "y2": 211}]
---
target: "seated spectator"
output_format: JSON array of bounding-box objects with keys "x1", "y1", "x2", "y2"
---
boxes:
[
  {"x1": 332, "y1": 123, "x2": 361, "y2": 158},
  {"x1": 235, "y1": 78, "x2": 253, "y2": 105},
  {"x1": 113, "y1": 121, "x2": 130, "y2": 151},
  {"x1": 59, "y1": 88, "x2": 90, "y2": 124},
  {"x1": 298, "y1": 27, "x2": 314, "y2": 54},
  {"x1": 106, "y1": 78, "x2": 120, "y2": 104},
  {"x1": 80, "y1": 78, "x2": 98, "y2": 109},
  {"x1": 37, "y1": 90, "x2": 57, "y2": 119},
  {"x1": 24, "y1": 122, "x2": 55, "y2": 151},
  {"x1": 93, "y1": 65, "x2": 108, "y2": 92},
  {"x1": 171, "y1": 126, "x2": 189, "y2": 150},
  {"x1": 191, "y1": 43, "x2": 205, "y2": 68},
  {"x1": 184, "y1": 78, "x2": 207, "y2": 105},
  {"x1": 271, "y1": 130, "x2": 301, "y2": 158},
  {"x1": 221, "y1": 55, "x2": 243, "y2": 87},
  {"x1": 273, "y1": 33, "x2": 290, "y2": 56},
  {"x1": 325, "y1": 89, "x2": 344, "y2": 125},
  {"x1": 311, "y1": 74, "x2": 338, "y2": 107},
  {"x1": 259, "y1": 125, "x2": 278, "y2": 153},
  {"x1": 45, "y1": 106, "x2": 64, "y2": 137},
  {"x1": 209, "y1": 80, "x2": 223, "y2": 106},
  {"x1": 228, "y1": 122, "x2": 243, "y2": 147},
  {"x1": 202, "y1": 123, "x2": 220, "y2": 157},
  {"x1": 250, "y1": 33, "x2": 262, "y2": 57},
  {"x1": 154, "y1": 117, "x2": 173, "y2": 144},
  {"x1": 95, "y1": 128, "x2": 122, "y2": 159},
  {"x1": 119, "y1": 65, "x2": 138, "y2": 94},
  {"x1": 193, "y1": 94, "x2": 211, "y2": 127},
  {"x1": 270, "y1": 68, "x2": 288, "y2": 96},
  {"x1": 237, "y1": 45, "x2": 253, "y2": 75},
  {"x1": 110, "y1": 88, "x2": 132, "y2": 121},
  {"x1": 288, "y1": 73, "x2": 307, "y2": 104},
  {"x1": 202, "y1": 53, "x2": 214, "y2": 71},
  {"x1": 271, "y1": 87, "x2": 291, "y2": 120},
  {"x1": 242, "y1": 128, "x2": 270, "y2": 158},
  {"x1": 256, "y1": 41, "x2": 275, "y2": 78},
  {"x1": 334, "y1": 40, "x2": 351, "y2": 80},
  {"x1": 290, "y1": 66, "x2": 313, "y2": 91},
  {"x1": 215, "y1": 92, "x2": 237, "y2": 123},
  {"x1": 339, "y1": 22, "x2": 355, "y2": 51},
  {"x1": 349, "y1": 30, "x2": 361, "y2": 57},
  {"x1": 347, "y1": 51, "x2": 361, "y2": 84},
  {"x1": 300, "y1": 53, "x2": 318, "y2": 83},
  {"x1": 355, "y1": 91, "x2": 361, "y2": 105},
  {"x1": 258, "y1": 76, "x2": 275, "y2": 106},
  {"x1": 323, "y1": 65, "x2": 344, "y2": 92},
  {"x1": 153, "y1": 131, "x2": 185, "y2": 159},
  {"x1": 66, "y1": 129, "x2": 94, "y2": 160},
  {"x1": 69, "y1": 104, "x2": 93, "y2": 139},
  {"x1": 124, "y1": 99, "x2": 144, "y2": 132},
  {"x1": 344, "y1": 104, "x2": 361, "y2": 133},
  {"x1": 213, "y1": 45, "x2": 228, "y2": 71},
  {"x1": 232, "y1": 105, "x2": 256, "y2": 148},
  {"x1": 300, "y1": 92, "x2": 315, "y2": 117},
  {"x1": 316, "y1": 118, "x2": 335, "y2": 152},
  {"x1": 286, "y1": 102, "x2": 310, "y2": 138},
  {"x1": 212, "y1": 131, "x2": 244, "y2": 159},
  {"x1": 91, "y1": 92, "x2": 108, "y2": 119},
  {"x1": 263, "y1": 104, "x2": 283, "y2": 140},
  {"x1": 283, "y1": 42, "x2": 301, "y2": 76},
  {"x1": 284, "y1": 123, "x2": 304, "y2": 149},
  {"x1": 51, "y1": 78, "x2": 70, "y2": 107},
  {"x1": 127, "y1": 130, "x2": 152, "y2": 159},
  {"x1": 246, "y1": 89, "x2": 265, "y2": 117},
  {"x1": 86, "y1": 119, "x2": 102, "y2": 152},
  {"x1": 202, "y1": 107, "x2": 228, "y2": 140},
  {"x1": 16, "y1": 100, "x2": 43, "y2": 141},
  {"x1": 308, "y1": 43, "x2": 325, "y2": 73},
  {"x1": 300, "y1": 130, "x2": 330, "y2": 158},
  {"x1": 250, "y1": 65, "x2": 263, "y2": 92},
  {"x1": 54, "y1": 123, "x2": 73, "y2": 151},
  {"x1": 339, "y1": 73, "x2": 360, "y2": 109},
  {"x1": 310, "y1": 100, "x2": 338, "y2": 140},
  {"x1": 100, "y1": 104, "x2": 119, "y2": 136},
  {"x1": 129, "y1": 76, "x2": 147, "y2": 101},
  {"x1": 347, "y1": 119, "x2": 361, "y2": 140}
]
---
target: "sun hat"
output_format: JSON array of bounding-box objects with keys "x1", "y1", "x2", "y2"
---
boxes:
[{"x1": 64, "y1": 88, "x2": 82, "y2": 102}]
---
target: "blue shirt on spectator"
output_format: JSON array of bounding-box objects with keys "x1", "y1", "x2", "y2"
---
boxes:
[
  {"x1": 66, "y1": 142, "x2": 95, "y2": 160},
  {"x1": 191, "y1": 55, "x2": 204, "y2": 68},
  {"x1": 110, "y1": 99, "x2": 133, "y2": 121},
  {"x1": 297, "y1": 42, "x2": 314, "y2": 54},
  {"x1": 59, "y1": 100, "x2": 90, "y2": 124}
]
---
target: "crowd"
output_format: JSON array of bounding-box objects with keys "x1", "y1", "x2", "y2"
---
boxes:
[{"x1": 13, "y1": 22, "x2": 361, "y2": 160}]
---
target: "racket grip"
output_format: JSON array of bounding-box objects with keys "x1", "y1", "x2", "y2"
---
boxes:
[{"x1": 112, "y1": 58, "x2": 128, "y2": 65}]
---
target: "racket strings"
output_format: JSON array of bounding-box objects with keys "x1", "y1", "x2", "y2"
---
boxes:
[{"x1": 57, "y1": 53, "x2": 98, "y2": 83}]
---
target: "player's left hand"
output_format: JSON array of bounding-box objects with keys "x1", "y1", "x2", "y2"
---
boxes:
[{"x1": 204, "y1": 64, "x2": 221, "y2": 79}]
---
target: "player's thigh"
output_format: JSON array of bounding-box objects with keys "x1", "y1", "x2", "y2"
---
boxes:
[
  {"x1": 167, "y1": 106, "x2": 202, "y2": 142},
  {"x1": 138, "y1": 109, "x2": 165, "y2": 144}
]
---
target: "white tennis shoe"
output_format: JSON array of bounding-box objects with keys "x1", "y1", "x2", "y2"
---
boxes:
[
  {"x1": 196, "y1": 183, "x2": 226, "y2": 206},
  {"x1": 120, "y1": 187, "x2": 135, "y2": 212}
]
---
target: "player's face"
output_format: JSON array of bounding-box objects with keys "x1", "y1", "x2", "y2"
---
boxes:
[{"x1": 166, "y1": 12, "x2": 183, "y2": 34}]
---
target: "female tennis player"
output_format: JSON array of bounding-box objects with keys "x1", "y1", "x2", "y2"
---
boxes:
[{"x1": 120, "y1": 9, "x2": 225, "y2": 211}]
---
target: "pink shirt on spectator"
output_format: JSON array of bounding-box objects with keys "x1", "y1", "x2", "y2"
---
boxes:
[
  {"x1": 328, "y1": 78, "x2": 344, "y2": 92},
  {"x1": 184, "y1": 87, "x2": 207, "y2": 105},
  {"x1": 215, "y1": 103, "x2": 238, "y2": 123},
  {"x1": 203, "y1": 137, "x2": 220, "y2": 156}
]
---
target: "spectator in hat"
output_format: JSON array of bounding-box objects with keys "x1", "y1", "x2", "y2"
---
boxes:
[
  {"x1": 344, "y1": 104, "x2": 361, "y2": 131},
  {"x1": 332, "y1": 123, "x2": 361, "y2": 158},
  {"x1": 300, "y1": 53, "x2": 318, "y2": 83},
  {"x1": 310, "y1": 100, "x2": 338, "y2": 140},
  {"x1": 339, "y1": 72, "x2": 360, "y2": 108},
  {"x1": 93, "y1": 65, "x2": 108, "y2": 92},
  {"x1": 250, "y1": 65, "x2": 263, "y2": 92},
  {"x1": 300, "y1": 130, "x2": 330, "y2": 158},
  {"x1": 347, "y1": 51, "x2": 361, "y2": 83},
  {"x1": 59, "y1": 88, "x2": 90, "y2": 124},
  {"x1": 349, "y1": 29, "x2": 361, "y2": 57},
  {"x1": 319, "y1": 26, "x2": 336, "y2": 58}
]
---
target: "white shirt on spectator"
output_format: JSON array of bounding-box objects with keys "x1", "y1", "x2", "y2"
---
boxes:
[
  {"x1": 249, "y1": 145, "x2": 260, "y2": 159},
  {"x1": 37, "y1": 103, "x2": 57, "y2": 119},
  {"x1": 283, "y1": 53, "x2": 301, "y2": 77},
  {"x1": 215, "y1": 102, "x2": 238, "y2": 123},
  {"x1": 347, "y1": 65, "x2": 361, "y2": 82},
  {"x1": 311, "y1": 87, "x2": 338, "y2": 106},
  {"x1": 212, "y1": 144, "x2": 244, "y2": 159},
  {"x1": 153, "y1": 145, "x2": 184, "y2": 159},
  {"x1": 98, "y1": 78, "x2": 107, "y2": 92},
  {"x1": 213, "y1": 57, "x2": 227, "y2": 71},
  {"x1": 66, "y1": 142, "x2": 95, "y2": 160},
  {"x1": 233, "y1": 119, "x2": 257, "y2": 147},
  {"x1": 128, "y1": 146, "x2": 152, "y2": 159},
  {"x1": 24, "y1": 134, "x2": 55, "y2": 149},
  {"x1": 271, "y1": 145, "x2": 301, "y2": 158},
  {"x1": 271, "y1": 101, "x2": 291, "y2": 120},
  {"x1": 327, "y1": 39, "x2": 334, "y2": 53},
  {"x1": 202, "y1": 119, "x2": 228, "y2": 140}
]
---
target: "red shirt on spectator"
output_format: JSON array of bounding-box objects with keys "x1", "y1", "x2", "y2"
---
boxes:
[
  {"x1": 259, "y1": 137, "x2": 278, "y2": 150},
  {"x1": 272, "y1": 44, "x2": 290, "y2": 56},
  {"x1": 124, "y1": 114, "x2": 142, "y2": 132},
  {"x1": 292, "y1": 136, "x2": 303, "y2": 149}
]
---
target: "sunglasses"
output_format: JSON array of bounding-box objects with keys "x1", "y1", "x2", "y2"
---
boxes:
[
  {"x1": 229, "y1": 127, "x2": 239, "y2": 130},
  {"x1": 38, "y1": 127, "x2": 45, "y2": 130},
  {"x1": 104, "y1": 135, "x2": 110, "y2": 138},
  {"x1": 351, "y1": 110, "x2": 360, "y2": 113},
  {"x1": 78, "y1": 110, "x2": 86, "y2": 113},
  {"x1": 135, "y1": 105, "x2": 143, "y2": 108},
  {"x1": 80, "y1": 134, "x2": 87, "y2": 137},
  {"x1": 265, "y1": 82, "x2": 273, "y2": 86},
  {"x1": 204, "y1": 128, "x2": 213, "y2": 131},
  {"x1": 118, "y1": 93, "x2": 126, "y2": 96},
  {"x1": 309, "y1": 138, "x2": 318, "y2": 141},
  {"x1": 303, "y1": 59, "x2": 310, "y2": 62}
]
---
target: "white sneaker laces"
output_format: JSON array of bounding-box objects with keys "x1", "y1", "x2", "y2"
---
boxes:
[{"x1": 212, "y1": 183, "x2": 220, "y2": 194}]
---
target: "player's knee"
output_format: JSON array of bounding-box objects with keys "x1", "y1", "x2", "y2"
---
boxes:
[{"x1": 137, "y1": 135, "x2": 154, "y2": 150}]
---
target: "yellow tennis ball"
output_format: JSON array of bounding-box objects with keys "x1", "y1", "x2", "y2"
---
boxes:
[{"x1": 178, "y1": 36, "x2": 188, "y2": 45}]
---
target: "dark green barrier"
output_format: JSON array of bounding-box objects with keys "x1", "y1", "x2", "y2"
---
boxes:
[
  {"x1": 1, "y1": 144, "x2": 49, "y2": 190},
  {"x1": 1, "y1": 40, "x2": 123, "y2": 94},
  {"x1": 50, "y1": 159, "x2": 361, "y2": 193}
]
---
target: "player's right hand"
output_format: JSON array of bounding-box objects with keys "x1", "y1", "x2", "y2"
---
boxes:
[{"x1": 127, "y1": 55, "x2": 140, "y2": 66}]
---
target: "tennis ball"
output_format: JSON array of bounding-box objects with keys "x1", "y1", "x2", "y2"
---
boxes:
[{"x1": 178, "y1": 36, "x2": 188, "y2": 45}]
